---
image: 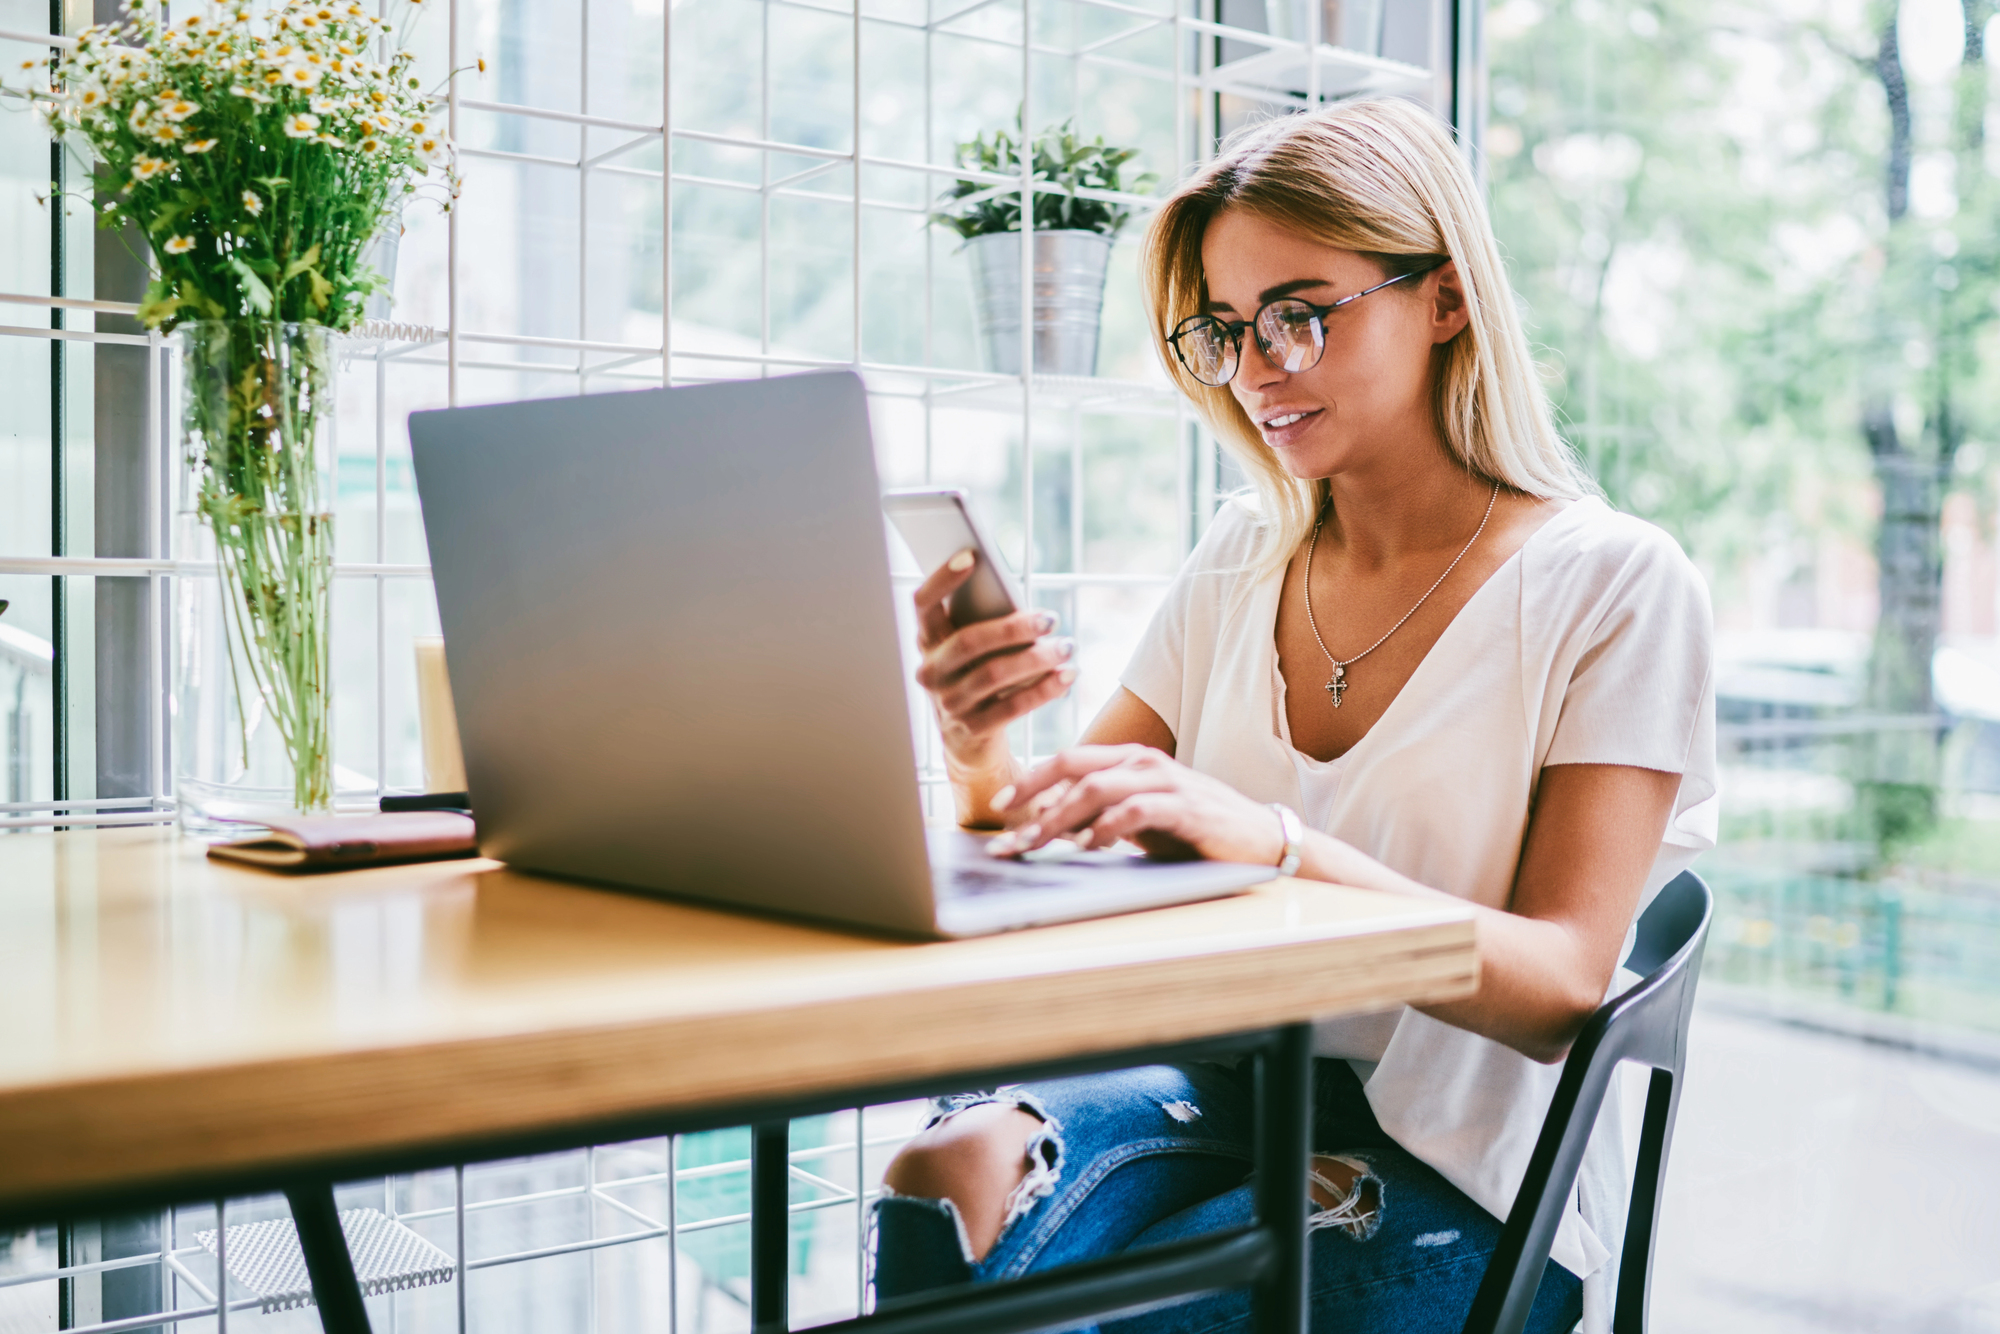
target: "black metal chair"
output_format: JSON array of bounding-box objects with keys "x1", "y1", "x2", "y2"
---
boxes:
[{"x1": 1461, "y1": 869, "x2": 1714, "y2": 1334}]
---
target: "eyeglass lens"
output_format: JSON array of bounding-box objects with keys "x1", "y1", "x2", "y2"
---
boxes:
[
  {"x1": 1173, "y1": 320, "x2": 1238, "y2": 386},
  {"x1": 1256, "y1": 301, "x2": 1326, "y2": 374},
  {"x1": 1172, "y1": 298, "x2": 1328, "y2": 387}
]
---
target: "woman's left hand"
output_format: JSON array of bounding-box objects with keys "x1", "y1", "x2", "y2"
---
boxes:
[{"x1": 987, "y1": 745, "x2": 1286, "y2": 866}]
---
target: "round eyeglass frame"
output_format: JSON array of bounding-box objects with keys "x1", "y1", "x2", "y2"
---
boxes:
[{"x1": 1165, "y1": 264, "x2": 1441, "y2": 388}]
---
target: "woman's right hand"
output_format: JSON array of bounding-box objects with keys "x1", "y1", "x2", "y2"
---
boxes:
[{"x1": 912, "y1": 549, "x2": 1076, "y2": 773}]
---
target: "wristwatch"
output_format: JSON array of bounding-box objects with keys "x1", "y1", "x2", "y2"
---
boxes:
[{"x1": 1268, "y1": 803, "x2": 1304, "y2": 878}]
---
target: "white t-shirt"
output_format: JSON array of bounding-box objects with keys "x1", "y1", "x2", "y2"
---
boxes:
[{"x1": 1121, "y1": 494, "x2": 1717, "y2": 1326}]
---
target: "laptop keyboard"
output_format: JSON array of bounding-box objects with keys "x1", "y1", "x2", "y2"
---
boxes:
[{"x1": 943, "y1": 863, "x2": 1081, "y2": 896}]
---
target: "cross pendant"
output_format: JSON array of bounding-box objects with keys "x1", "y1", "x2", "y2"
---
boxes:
[{"x1": 1325, "y1": 664, "x2": 1347, "y2": 708}]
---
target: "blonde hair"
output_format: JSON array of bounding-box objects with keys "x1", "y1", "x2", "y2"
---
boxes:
[{"x1": 1142, "y1": 98, "x2": 1591, "y2": 566}]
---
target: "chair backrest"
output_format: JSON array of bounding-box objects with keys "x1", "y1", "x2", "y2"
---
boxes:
[{"x1": 1459, "y1": 870, "x2": 1714, "y2": 1334}]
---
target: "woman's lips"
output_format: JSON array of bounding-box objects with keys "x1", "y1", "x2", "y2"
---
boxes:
[{"x1": 1257, "y1": 407, "x2": 1322, "y2": 447}]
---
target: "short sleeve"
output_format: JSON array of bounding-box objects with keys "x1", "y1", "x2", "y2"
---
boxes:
[
  {"x1": 1543, "y1": 527, "x2": 1714, "y2": 776},
  {"x1": 1121, "y1": 543, "x2": 1198, "y2": 739},
  {"x1": 1120, "y1": 500, "x2": 1264, "y2": 744}
]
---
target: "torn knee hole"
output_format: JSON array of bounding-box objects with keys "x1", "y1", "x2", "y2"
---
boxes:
[
  {"x1": 923, "y1": 1086, "x2": 1052, "y2": 1133},
  {"x1": 1307, "y1": 1154, "x2": 1382, "y2": 1242},
  {"x1": 908, "y1": 1089, "x2": 1067, "y2": 1246},
  {"x1": 1003, "y1": 1110, "x2": 1065, "y2": 1229}
]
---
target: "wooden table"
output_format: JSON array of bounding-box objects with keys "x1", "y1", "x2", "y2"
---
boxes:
[{"x1": 0, "y1": 827, "x2": 1477, "y2": 1334}]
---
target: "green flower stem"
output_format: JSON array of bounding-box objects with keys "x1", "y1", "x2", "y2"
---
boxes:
[{"x1": 186, "y1": 320, "x2": 334, "y2": 813}]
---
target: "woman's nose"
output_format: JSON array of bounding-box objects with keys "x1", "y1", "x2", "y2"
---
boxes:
[{"x1": 1233, "y1": 329, "x2": 1290, "y2": 391}]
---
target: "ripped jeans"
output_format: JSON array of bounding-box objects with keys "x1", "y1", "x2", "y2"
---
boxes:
[{"x1": 873, "y1": 1059, "x2": 1582, "y2": 1334}]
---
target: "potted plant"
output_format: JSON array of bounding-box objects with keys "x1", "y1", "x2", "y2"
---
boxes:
[
  {"x1": 10, "y1": 0, "x2": 459, "y2": 829},
  {"x1": 932, "y1": 116, "x2": 1154, "y2": 378}
]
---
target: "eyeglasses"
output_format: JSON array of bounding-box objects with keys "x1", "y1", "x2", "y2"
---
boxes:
[{"x1": 1165, "y1": 266, "x2": 1438, "y2": 388}]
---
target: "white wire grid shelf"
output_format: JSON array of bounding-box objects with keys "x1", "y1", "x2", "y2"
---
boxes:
[{"x1": 0, "y1": 1111, "x2": 930, "y2": 1334}]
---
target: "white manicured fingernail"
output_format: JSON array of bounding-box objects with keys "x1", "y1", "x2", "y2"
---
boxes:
[
  {"x1": 986, "y1": 832, "x2": 1017, "y2": 856},
  {"x1": 1057, "y1": 666, "x2": 1077, "y2": 685},
  {"x1": 1075, "y1": 826, "x2": 1096, "y2": 848},
  {"x1": 992, "y1": 784, "x2": 1017, "y2": 812},
  {"x1": 947, "y1": 548, "x2": 976, "y2": 572}
]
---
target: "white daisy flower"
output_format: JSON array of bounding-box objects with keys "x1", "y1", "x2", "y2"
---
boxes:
[
  {"x1": 283, "y1": 63, "x2": 320, "y2": 89},
  {"x1": 130, "y1": 154, "x2": 169, "y2": 180},
  {"x1": 149, "y1": 122, "x2": 182, "y2": 143},
  {"x1": 360, "y1": 136, "x2": 382, "y2": 154},
  {"x1": 242, "y1": 189, "x2": 263, "y2": 215},
  {"x1": 159, "y1": 98, "x2": 199, "y2": 120},
  {"x1": 284, "y1": 111, "x2": 320, "y2": 137},
  {"x1": 184, "y1": 138, "x2": 219, "y2": 153},
  {"x1": 163, "y1": 235, "x2": 196, "y2": 255},
  {"x1": 311, "y1": 96, "x2": 339, "y2": 114}
]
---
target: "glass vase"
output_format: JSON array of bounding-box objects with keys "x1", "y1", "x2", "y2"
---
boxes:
[{"x1": 173, "y1": 321, "x2": 336, "y2": 836}]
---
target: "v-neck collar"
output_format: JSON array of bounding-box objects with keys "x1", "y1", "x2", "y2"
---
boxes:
[{"x1": 1259, "y1": 496, "x2": 1596, "y2": 766}]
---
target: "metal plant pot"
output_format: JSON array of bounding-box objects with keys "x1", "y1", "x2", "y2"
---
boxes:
[{"x1": 967, "y1": 229, "x2": 1115, "y2": 377}]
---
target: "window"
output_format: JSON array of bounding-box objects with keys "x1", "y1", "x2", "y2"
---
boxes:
[
  {"x1": 1488, "y1": 0, "x2": 2000, "y2": 1320},
  {"x1": 1489, "y1": 0, "x2": 2000, "y2": 1045}
]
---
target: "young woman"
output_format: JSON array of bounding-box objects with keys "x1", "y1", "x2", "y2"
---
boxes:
[{"x1": 874, "y1": 98, "x2": 1716, "y2": 1333}]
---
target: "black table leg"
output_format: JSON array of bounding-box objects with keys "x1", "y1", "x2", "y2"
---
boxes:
[
  {"x1": 751, "y1": 1120, "x2": 790, "y2": 1334},
  {"x1": 285, "y1": 1183, "x2": 374, "y2": 1334},
  {"x1": 1252, "y1": 1024, "x2": 1313, "y2": 1334}
]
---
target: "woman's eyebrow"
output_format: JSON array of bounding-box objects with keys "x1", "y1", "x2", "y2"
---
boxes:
[
  {"x1": 1200, "y1": 277, "x2": 1338, "y2": 313},
  {"x1": 1258, "y1": 277, "x2": 1338, "y2": 302}
]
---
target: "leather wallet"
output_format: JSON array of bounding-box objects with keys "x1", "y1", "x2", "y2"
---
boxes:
[{"x1": 207, "y1": 811, "x2": 478, "y2": 871}]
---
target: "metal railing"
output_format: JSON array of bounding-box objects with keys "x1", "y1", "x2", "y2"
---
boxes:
[{"x1": 1710, "y1": 707, "x2": 2000, "y2": 1036}]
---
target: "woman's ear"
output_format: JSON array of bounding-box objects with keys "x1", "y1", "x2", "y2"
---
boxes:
[{"x1": 1429, "y1": 261, "x2": 1471, "y2": 345}]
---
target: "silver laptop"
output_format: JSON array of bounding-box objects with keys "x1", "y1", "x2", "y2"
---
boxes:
[{"x1": 407, "y1": 371, "x2": 1272, "y2": 937}]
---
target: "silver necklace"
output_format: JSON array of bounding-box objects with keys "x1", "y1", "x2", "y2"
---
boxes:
[{"x1": 1303, "y1": 482, "x2": 1499, "y2": 708}]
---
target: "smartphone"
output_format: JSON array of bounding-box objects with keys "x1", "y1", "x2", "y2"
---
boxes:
[{"x1": 883, "y1": 488, "x2": 1023, "y2": 627}]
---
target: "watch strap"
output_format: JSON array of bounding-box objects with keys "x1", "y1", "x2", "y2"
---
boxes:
[{"x1": 1269, "y1": 802, "x2": 1304, "y2": 878}]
